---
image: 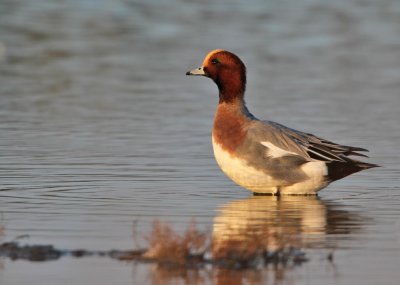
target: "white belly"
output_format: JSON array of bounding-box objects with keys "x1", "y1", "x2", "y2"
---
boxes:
[{"x1": 212, "y1": 137, "x2": 329, "y2": 195}]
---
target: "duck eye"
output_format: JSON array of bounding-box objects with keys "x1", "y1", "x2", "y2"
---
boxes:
[{"x1": 211, "y1": 58, "x2": 220, "y2": 65}]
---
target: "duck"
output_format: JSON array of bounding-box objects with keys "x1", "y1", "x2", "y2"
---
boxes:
[{"x1": 186, "y1": 49, "x2": 378, "y2": 195}]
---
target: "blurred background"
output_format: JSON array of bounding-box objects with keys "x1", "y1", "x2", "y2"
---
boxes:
[{"x1": 0, "y1": 0, "x2": 399, "y2": 284}]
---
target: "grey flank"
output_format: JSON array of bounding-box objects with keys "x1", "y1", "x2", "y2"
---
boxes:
[{"x1": 237, "y1": 119, "x2": 377, "y2": 183}]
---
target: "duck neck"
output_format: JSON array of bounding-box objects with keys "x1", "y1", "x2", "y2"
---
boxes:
[
  {"x1": 216, "y1": 71, "x2": 246, "y2": 104},
  {"x1": 218, "y1": 88, "x2": 245, "y2": 104},
  {"x1": 216, "y1": 99, "x2": 255, "y2": 120}
]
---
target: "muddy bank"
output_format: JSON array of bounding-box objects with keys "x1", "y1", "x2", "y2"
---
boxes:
[
  {"x1": 0, "y1": 240, "x2": 307, "y2": 269},
  {"x1": 0, "y1": 221, "x2": 308, "y2": 269},
  {"x1": 0, "y1": 241, "x2": 146, "y2": 262}
]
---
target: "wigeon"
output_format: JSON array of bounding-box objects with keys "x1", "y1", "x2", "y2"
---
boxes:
[{"x1": 186, "y1": 49, "x2": 378, "y2": 195}]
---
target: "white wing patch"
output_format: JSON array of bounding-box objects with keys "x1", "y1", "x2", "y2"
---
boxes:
[{"x1": 261, "y1": 141, "x2": 299, "y2": 158}]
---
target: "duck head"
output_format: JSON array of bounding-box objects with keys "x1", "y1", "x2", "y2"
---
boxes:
[{"x1": 186, "y1": 49, "x2": 247, "y2": 103}]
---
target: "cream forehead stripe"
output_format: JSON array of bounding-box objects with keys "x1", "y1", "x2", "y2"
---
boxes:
[{"x1": 203, "y1": 49, "x2": 226, "y2": 65}]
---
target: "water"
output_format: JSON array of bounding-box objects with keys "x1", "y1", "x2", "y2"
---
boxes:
[{"x1": 0, "y1": 0, "x2": 399, "y2": 284}]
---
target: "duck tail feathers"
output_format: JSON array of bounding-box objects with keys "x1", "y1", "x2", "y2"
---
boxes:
[{"x1": 326, "y1": 159, "x2": 379, "y2": 182}]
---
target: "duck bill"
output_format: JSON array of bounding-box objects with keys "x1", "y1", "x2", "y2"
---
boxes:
[{"x1": 186, "y1": 66, "x2": 206, "y2": 76}]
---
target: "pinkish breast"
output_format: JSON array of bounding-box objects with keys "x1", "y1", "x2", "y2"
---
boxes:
[{"x1": 212, "y1": 103, "x2": 248, "y2": 154}]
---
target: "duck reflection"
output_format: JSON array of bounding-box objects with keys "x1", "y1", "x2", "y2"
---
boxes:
[
  {"x1": 213, "y1": 195, "x2": 363, "y2": 253},
  {"x1": 213, "y1": 195, "x2": 325, "y2": 252},
  {"x1": 146, "y1": 195, "x2": 365, "y2": 285}
]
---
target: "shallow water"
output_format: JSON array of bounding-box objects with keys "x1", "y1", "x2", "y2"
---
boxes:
[{"x1": 0, "y1": 0, "x2": 400, "y2": 284}]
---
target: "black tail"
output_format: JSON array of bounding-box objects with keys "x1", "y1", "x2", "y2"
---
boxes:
[{"x1": 326, "y1": 159, "x2": 379, "y2": 182}]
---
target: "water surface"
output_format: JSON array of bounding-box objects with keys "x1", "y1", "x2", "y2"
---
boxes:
[{"x1": 0, "y1": 0, "x2": 399, "y2": 284}]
